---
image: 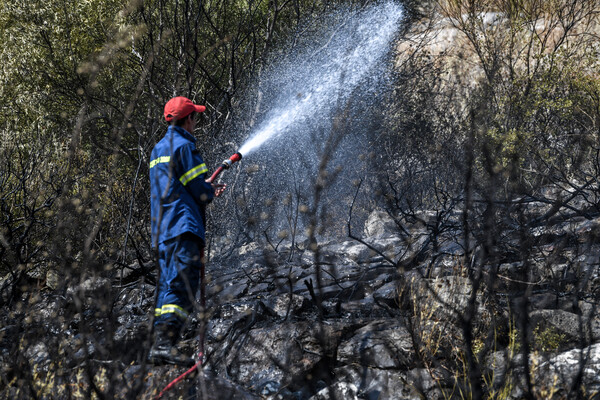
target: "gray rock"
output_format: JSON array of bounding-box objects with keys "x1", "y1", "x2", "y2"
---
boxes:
[
  {"x1": 366, "y1": 237, "x2": 405, "y2": 262},
  {"x1": 529, "y1": 293, "x2": 559, "y2": 310},
  {"x1": 535, "y1": 343, "x2": 600, "y2": 398},
  {"x1": 308, "y1": 382, "x2": 359, "y2": 400},
  {"x1": 70, "y1": 276, "x2": 111, "y2": 294},
  {"x1": 363, "y1": 209, "x2": 398, "y2": 238},
  {"x1": 498, "y1": 262, "x2": 525, "y2": 275},
  {"x1": 407, "y1": 273, "x2": 483, "y2": 323},
  {"x1": 263, "y1": 293, "x2": 308, "y2": 318},
  {"x1": 29, "y1": 298, "x2": 63, "y2": 325},
  {"x1": 297, "y1": 262, "x2": 365, "y2": 287},
  {"x1": 482, "y1": 350, "x2": 519, "y2": 389},
  {"x1": 258, "y1": 380, "x2": 281, "y2": 397},
  {"x1": 321, "y1": 240, "x2": 373, "y2": 263},
  {"x1": 337, "y1": 297, "x2": 392, "y2": 319},
  {"x1": 372, "y1": 281, "x2": 401, "y2": 308},
  {"x1": 246, "y1": 282, "x2": 271, "y2": 296},
  {"x1": 66, "y1": 277, "x2": 111, "y2": 306},
  {"x1": 579, "y1": 299, "x2": 600, "y2": 320},
  {"x1": 484, "y1": 345, "x2": 600, "y2": 400},
  {"x1": 25, "y1": 342, "x2": 50, "y2": 368},
  {"x1": 321, "y1": 298, "x2": 341, "y2": 315},
  {"x1": 208, "y1": 302, "x2": 255, "y2": 340},
  {"x1": 334, "y1": 365, "x2": 423, "y2": 400},
  {"x1": 45, "y1": 269, "x2": 61, "y2": 290},
  {"x1": 337, "y1": 320, "x2": 414, "y2": 369},
  {"x1": 237, "y1": 242, "x2": 261, "y2": 256},
  {"x1": 530, "y1": 309, "x2": 600, "y2": 346},
  {"x1": 406, "y1": 368, "x2": 436, "y2": 393},
  {"x1": 212, "y1": 275, "x2": 249, "y2": 301},
  {"x1": 220, "y1": 321, "x2": 345, "y2": 386}
]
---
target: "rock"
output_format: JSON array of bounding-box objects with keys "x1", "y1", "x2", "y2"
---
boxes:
[
  {"x1": 407, "y1": 273, "x2": 484, "y2": 323},
  {"x1": 366, "y1": 236, "x2": 405, "y2": 261},
  {"x1": 208, "y1": 302, "x2": 255, "y2": 340},
  {"x1": 25, "y1": 342, "x2": 50, "y2": 368},
  {"x1": 535, "y1": 344, "x2": 600, "y2": 398},
  {"x1": 319, "y1": 238, "x2": 405, "y2": 265},
  {"x1": 66, "y1": 277, "x2": 112, "y2": 306},
  {"x1": 112, "y1": 312, "x2": 149, "y2": 363},
  {"x1": 212, "y1": 274, "x2": 250, "y2": 301},
  {"x1": 334, "y1": 365, "x2": 452, "y2": 400},
  {"x1": 29, "y1": 296, "x2": 63, "y2": 326},
  {"x1": 334, "y1": 297, "x2": 394, "y2": 320},
  {"x1": 574, "y1": 217, "x2": 600, "y2": 240},
  {"x1": 238, "y1": 242, "x2": 260, "y2": 256},
  {"x1": 257, "y1": 380, "x2": 281, "y2": 397},
  {"x1": 72, "y1": 334, "x2": 99, "y2": 361},
  {"x1": 0, "y1": 274, "x2": 11, "y2": 304},
  {"x1": 219, "y1": 321, "x2": 345, "y2": 387},
  {"x1": 338, "y1": 297, "x2": 373, "y2": 314},
  {"x1": 45, "y1": 269, "x2": 61, "y2": 290},
  {"x1": 406, "y1": 368, "x2": 434, "y2": 392},
  {"x1": 529, "y1": 309, "x2": 600, "y2": 347},
  {"x1": 8, "y1": 181, "x2": 600, "y2": 400},
  {"x1": 335, "y1": 366, "x2": 410, "y2": 400},
  {"x1": 76, "y1": 277, "x2": 111, "y2": 293},
  {"x1": 246, "y1": 282, "x2": 271, "y2": 296},
  {"x1": 315, "y1": 299, "x2": 339, "y2": 318},
  {"x1": 364, "y1": 209, "x2": 398, "y2": 238},
  {"x1": 308, "y1": 382, "x2": 359, "y2": 400},
  {"x1": 529, "y1": 293, "x2": 560, "y2": 310},
  {"x1": 484, "y1": 345, "x2": 600, "y2": 400},
  {"x1": 263, "y1": 293, "x2": 308, "y2": 318},
  {"x1": 337, "y1": 320, "x2": 414, "y2": 369},
  {"x1": 483, "y1": 350, "x2": 512, "y2": 389},
  {"x1": 372, "y1": 281, "x2": 401, "y2": 309},
  {"x1": 319, "y1": 282, "x2": 367, "y2": 302},
  {"x1": 579, "y1": 299, "x2": 600, "y2": 320},
  {"x1": 299, "y1": 263, "x2": 364, "y2": 286},
  {"x1": 321, "y1": 240, "x2": 372, "y2": 263},
  {"x1": 498, "y1": 262, "x2": 525, "y2": 275}
]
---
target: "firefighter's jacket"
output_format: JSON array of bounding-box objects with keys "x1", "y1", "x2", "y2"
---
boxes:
[{"x1": 150, "y1": 125, "x2": 215, "y2": 246}]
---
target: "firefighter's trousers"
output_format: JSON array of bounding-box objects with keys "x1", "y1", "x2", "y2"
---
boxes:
[{"x1": 154, "y1": 233, "x2": 203, "y2": 329}]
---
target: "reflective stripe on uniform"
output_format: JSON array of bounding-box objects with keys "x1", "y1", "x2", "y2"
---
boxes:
[
  {"x1": 150, "y1": 156, "x2": 171, "y2": 169},
  {"x1": 179, "y1": 163, "x2": 208, "y2": 186},
  {"x1": 157, "y1": 304, "x2": 189, "y2": 320},
  {"x1": 155, "y1": 308, "x2": 162, "y2": 317}
]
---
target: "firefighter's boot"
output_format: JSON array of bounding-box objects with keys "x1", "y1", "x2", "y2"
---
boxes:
[{"x1": 148, "y1": 324, "x2": 195, "y2": 367}]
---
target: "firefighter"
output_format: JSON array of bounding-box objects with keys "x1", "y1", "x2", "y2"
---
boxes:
[{"x1": 148, "y1": 96, "x2": 225, "y2": 366}]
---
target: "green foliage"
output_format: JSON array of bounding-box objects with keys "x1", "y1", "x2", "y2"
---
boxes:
[
  {"x1": 0, "y1": 0, "x2": 125, "y2": 120},
  {"x1": 533, "y1": 325, "x2": 566, "y2": 353}
]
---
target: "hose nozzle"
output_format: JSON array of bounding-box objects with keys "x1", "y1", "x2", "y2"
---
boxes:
[
  {"x1": 208, "y1": 152, "x2": 243, "y2": 183},
  {"x1": 222, "y1": 152, "x2": 242, "y2": 168}
]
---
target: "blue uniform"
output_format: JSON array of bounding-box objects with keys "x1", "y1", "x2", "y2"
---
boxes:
[{"x1": 149, "y1": 125, "x2": 214, "y2": 327}]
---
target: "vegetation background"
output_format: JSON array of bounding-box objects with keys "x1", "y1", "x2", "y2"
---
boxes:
[{"x1": 2, "y1": 0, "x2": 600, "y2": 398}]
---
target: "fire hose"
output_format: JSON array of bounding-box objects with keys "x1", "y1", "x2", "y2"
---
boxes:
[{"x1": 155, "y1": 152, "x2": 242, "y2": 399}]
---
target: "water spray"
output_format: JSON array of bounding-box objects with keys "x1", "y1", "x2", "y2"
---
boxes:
[
  {"x1": 207, "y1": 152, "x2": 243, "y2": 183},
  {"x1": 231, "y1": 1, "x2": 402, "y2": 160},
  {"x1": 207, "y1": 1, "x2": 401, "y2": 183}
]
